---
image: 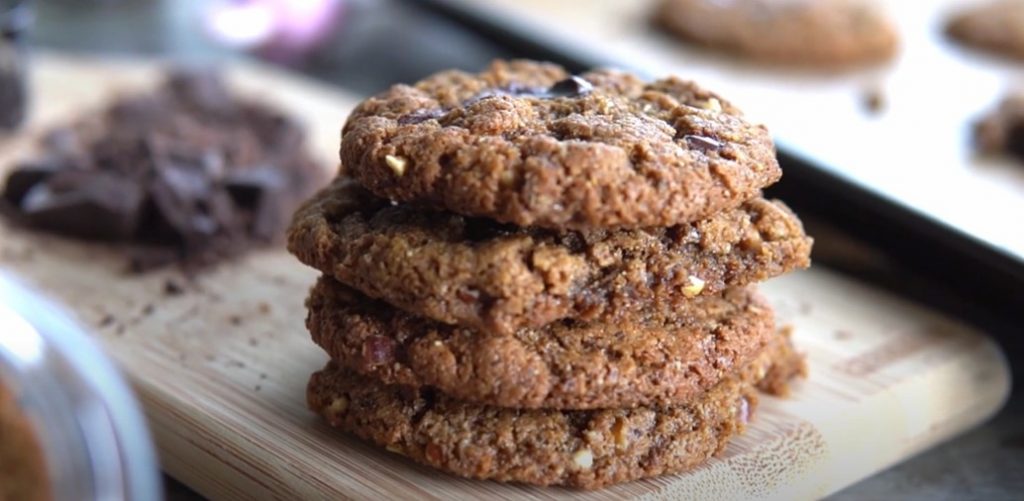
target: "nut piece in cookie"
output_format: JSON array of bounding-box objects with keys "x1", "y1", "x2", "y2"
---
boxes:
[{"x1": 340, "y1": 59, "x2": 781, "y2": 229}]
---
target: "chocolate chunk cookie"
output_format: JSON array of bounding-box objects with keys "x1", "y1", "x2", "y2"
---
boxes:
[
  {"x1": 307, "y1": 276, "x2": 774, "y2": 409},
  {"x1": 307, "y1": 332, "x2": 804, "y2": 489},
  {"x1": 947, "y1": 1, "x2": 1024, "y2": 61},
  {"x1": 288, "y1": 179, "x2": 812, "y2": 334},
  {"x1": 340, "y1": 60, "x2": 780, "y2": 229},
  {"x1": 974, "y1": 91, "x2": 1024, "y2": 162},
  {"x1": 655, "y1": 0, "x2": 898, "y2": 67}
]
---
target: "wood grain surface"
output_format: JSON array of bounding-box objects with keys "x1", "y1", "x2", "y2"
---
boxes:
[{"x1": 0, "y1": 54, "x2": 1010, "y2": 500}]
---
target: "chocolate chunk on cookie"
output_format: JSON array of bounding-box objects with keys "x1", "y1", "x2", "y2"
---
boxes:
[
  {"x1": 340, "y1": 60, "x2": 780, "y2": 229},
  {"x1": 307, "y1": 277, "x2": 774, "y2": 409},
  {"x1": 306, "y1": 332, "x2": 804, "y2": 489},
  {"x1": 947, "y1": 0, "x2": 1024, "y2": 61},
  {"x1": 655, "y1": 0, "x2": 898, "y2": 67},
  {"x1": 287, "y1": 179, "x2": 812, "y2": 334}
]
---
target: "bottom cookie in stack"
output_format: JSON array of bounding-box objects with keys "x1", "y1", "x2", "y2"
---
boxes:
[
  {"x1": 303, "y1": 277, "x2": 806, "y2": 489},
  {"x1": 308, "y1": 332, "x2": 803, "y2": 489}
]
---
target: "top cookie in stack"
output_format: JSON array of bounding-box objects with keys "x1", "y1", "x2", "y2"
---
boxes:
[
  {"x1": 288, "y1": 60, "x2": 813, "y2": 489},
  {"x1": 338, "y1": 60, "x2": 780, "y2": 229}
]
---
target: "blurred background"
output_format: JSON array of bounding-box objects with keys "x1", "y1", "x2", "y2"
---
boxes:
[
  {"x1": 31, "y1": 0, "x2": 517, "y2": 94},
  {"x1": 4, "y1": 0, "x2": 1024, "y2": 499}
]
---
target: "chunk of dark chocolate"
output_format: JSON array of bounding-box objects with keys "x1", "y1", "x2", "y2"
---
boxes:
[
  {"x1": 166, "y1": 67, "x2": 235, "y2": 117},
  {"x1": 0, "y1": 69, "x2": 327, "y2": 271},
  {"x1": 1, "y1": 159, "x2": 62, "y2": 206},
  {"x1": 225, "y1": 166, "x2": 289, "y2": 240},
  {"x1": 20, "y1": 171, "x2": 144, "y2": 240},
  {"x1": 224, "y1": 165, "x2": 286, "y2": 208}
]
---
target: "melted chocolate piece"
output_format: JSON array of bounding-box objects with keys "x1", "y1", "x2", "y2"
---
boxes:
[
  {"x1": 504, "y1": 82, "x2": 549, "y2": 97},
  {"x1": 683, "y1": 134, "x2": 723, "y2": 152},
  {"x1": 462, "y1": 78, "x2": 592, "y2": 108},
  {"x1": 397, "y1": 108, "x2": 445, "y2": 125},
  {"x1": 547, "y1": 76, "x2": 593, "y2": 98},
  {"x1": 460, "y1": 215, "x2": 519, "y2": 242},
  {"x1": 418, "y1": 77, "x2": 597, "y2": 123}
]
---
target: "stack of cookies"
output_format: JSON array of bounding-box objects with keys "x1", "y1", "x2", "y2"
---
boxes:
[{"x1": 287, "y1": 60, "x2": 813, "y2": 489}]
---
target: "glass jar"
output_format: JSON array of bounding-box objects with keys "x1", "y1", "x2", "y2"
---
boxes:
[
  {"x1": 0, "y1": 0, "x2": 30, "y2": 131},
  {"x1": 0, "y1": 274, "x2": 162, "y2": 500}
]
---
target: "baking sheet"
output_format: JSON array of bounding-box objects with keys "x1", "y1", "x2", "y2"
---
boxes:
[{"x1": 443, "y1": 0, "x2": 1024, "y2": 265}]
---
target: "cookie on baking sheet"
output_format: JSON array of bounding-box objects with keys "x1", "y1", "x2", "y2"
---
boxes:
[
  {"x1": 973, "y1": 91, "x2": 1024, "y2": 162},
  {"x1": 947, "y1": 0, "x2": 1024, "y2": 61},
  {"x1": 307, "y1": 276, "x2": 775, "y2": 410},
  {"x1": 339, "y1": 60, "x2": 780, "y2": 230},
  {"x1": 306, "y1": 333, "x2": 804, "y2": 489},
  {"x1": 655, "y1": 0, "x2": 898, "y2": 67},
  {"x1": 287, "y1": 178, "x2": 812, "y2": 335}
]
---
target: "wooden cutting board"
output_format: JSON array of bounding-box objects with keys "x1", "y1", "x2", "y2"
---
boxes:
[{"x1": 0, "y1": 54, "x2": 1010, "y2": 500}]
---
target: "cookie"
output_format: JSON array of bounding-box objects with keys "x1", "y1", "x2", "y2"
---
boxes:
[
  {"x1": 973, "y1": 91, "x2": 1024, "y2": 162},
  {"x1": 655, "y1": 0, "x2": 898, "y2": 67},
  {"x1": 307, "y1": 276, "x2": 775, "y2": 409},
  {"x1": 306, "y1": 332, "x2": 804, "y2": 489},
  {"x1": 0, "y1": 382, "x2": 51, "y2": 501},
  {"x1": 947, "y1": 0, "x2": 1024, "y2": 60},
  {"x1": 339, "y1": 60, "x2": 780, "y2": 229},
  {"x1": 288, "y1": 178, "x2": 812, "y2": 335}
]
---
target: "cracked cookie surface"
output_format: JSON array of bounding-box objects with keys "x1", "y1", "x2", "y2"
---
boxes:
[
  {"x1": 340, "y1": 60, "x2": 780, "y2": 229},
  {"x1": 288, "y1": 178, "x2": 812, "y2": 334}
]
